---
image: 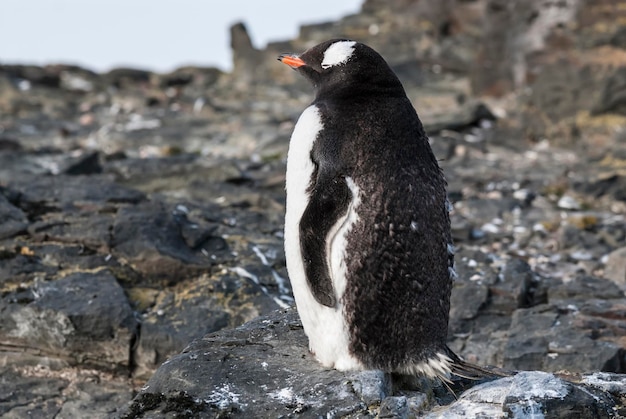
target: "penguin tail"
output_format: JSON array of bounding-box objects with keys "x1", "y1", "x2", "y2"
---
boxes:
[{"x1": 445, "y1": 347, "x2": 511, "y2": 381}]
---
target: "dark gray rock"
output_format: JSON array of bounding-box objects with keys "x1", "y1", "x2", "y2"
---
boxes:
[
  {"x1": 430, "y1": 371, "x2": 624, "y2": 419},
  {"x1": 111, "y1": 201, "x2": 228, "y2": 283},
  {"x1": 122, "y1": 309, "x2": 626, "y2": 418},
  {"x1": 0, "y1": 368, "x2": 66, "y2": 418},
  {"x1": 423, "y1": 101, "x2": 497, "y2": 135},
  {"x1": 4, "y1": 174, "x2": 146, "y2": 214},
  {"x1": 576, "y1": 174, "x2": 626, "y2": 203},
  {"x1": 0, "y1": 270, "x2": 136, "y2": 370},
  {"x1": 0, "y1": 192, "x2": 28, "y2": 240},
  {"x1": 548, "y1": 274, "x2": 625, "y2": 302},
  {"x1": 593, "y1": 67, "x2": 626, "y2": 115},
  {"x1": 230, "y1": 22, "x2": 266, "y2": 88},
  {"x1": 0, "y1": 242, "x2": 132, "y2": 284},
  {"x1": 104, "y1": 68, "x2": 152, "y2": 89},
  {"x1": 157, "y1": 66, "x2": 223, "y2": 90},
  {"x1": 0, "y1": 366, "x2": 133, "y2": 419},
  {"x1": 449, "y1": 281, "x2": 489, "y2": 327},
  {"x1": 123, "y1": 308, "x2": 393, "y2": 418},
  {"x1": 0, "y1": 149, "x2": 103, "y2": 177},
  {"x1": 447, "y1": 259, "x2": 626, "y2": 373},
  {"x1": 0, "y1": 245, "x2": 59, "y2": 282},
  {"x1": 0, "y1": 64, "x2": 63, "y2": 88},
  {"x1": 496, "y1": 258, "x2": 541, "y2": 309},
  {"x1": 503, "y1": 299, "x2": 625, "y2": 374},
  {"x1": 61, "y1": 150, "x2": 103, "y2": 175},
  {"x1": 131, "y1": 271, "x2": 284, "y2": 380}
]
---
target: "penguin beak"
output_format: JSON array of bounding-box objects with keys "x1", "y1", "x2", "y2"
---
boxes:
[{"x1": 278, "y1": 53, "x2": 306, "y2": 69}]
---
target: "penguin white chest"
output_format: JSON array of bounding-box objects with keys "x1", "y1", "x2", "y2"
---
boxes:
[{"x1": 284, "y1": 105, "x2": 363, "y2": 371}]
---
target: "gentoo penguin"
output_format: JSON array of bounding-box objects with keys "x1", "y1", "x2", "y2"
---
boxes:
[{"x1": 278, "y1": 40, "x2": 489, "y2": 382}]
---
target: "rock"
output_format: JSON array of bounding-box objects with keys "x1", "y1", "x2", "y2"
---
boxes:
[
  {"x1": 131, "y1": 271, "x2": 284, "y2": 380},
  {"x1": 423, "y1": 101, "x2": 497, "y2": 135},
  {"x1": 447, "y1": 259, "x2": 626, "y2": 373},
  {"x1": 104, "y1": 68, "x2": 152, "y2": 89},
  {"x1": 0, "y1": 366, "x2": 133, "y2": 418},
  {"x1": 602, "y1": 349, "x2": 626, "y2": 374},
  {"x1": 0, "y1": 65, "x2": 62, "y2": 88},
  {"x1": 230, "y1": 22, "x2": 265, "y2": 88},
  {"x1": 604, "y1": 247, "x2": 626, "y2": 289},
  {"x1": 62, "y1": 150, "x2": 103, "y2": 175},
  {"x1": 430, "y1": 371, "x2": 624, "y2": 418},
  {"x1": 0, "y1": 137, "x2": 21, "y2": 151},
  {"x1": 547, "y1": 274, "x2": 624, "y2": 302},
  {"x1": 123, "y1": 308, "x2": 394, "y2": 418},
  {"x1": 449, "y1": 281, "x2": 489, "y2": 326},
  {"x1": 159, "y1": 67, "x2": 214, "y2": 88},
  {"x1": 110, "y1": 201, "x2": 226, "y2": 283},
  {"x1": 577, "y1": 174, "x2": 626, "y2": 203},
  {"x1": 3, "y1": 174, "x2": 146, "y2": 211},
  {"x1": 558, "y1": 195, "x2": 582, "y2": 210},
  {"x1": 0, "y1": 192, "x2": 28, "y2": 240},
  {"x1": 0, "y1": 270, "x2": 136, "y2": 370},
  {"x1": 490, "y1": 258, "x2": 540, "y2": 312},
  {"x1": 593, "y1": 67, "x2": 626, "y2": 115},
  {"x1": 122, "y1": 309, "x2": 626, "y2": 418},
  {"x1": 505, "y1": 275, "x2": 626, "y2": 374}
]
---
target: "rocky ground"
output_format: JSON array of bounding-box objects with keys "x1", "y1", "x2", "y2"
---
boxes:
[{"x1": 1, "y1": 0, "x2": 626, "y2": 417}]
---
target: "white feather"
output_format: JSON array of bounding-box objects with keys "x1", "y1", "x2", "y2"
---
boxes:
[
  {"x1": 321, "y1": 40, "x2": 357, "y2": 69},
  {"x1": 285, "y1": 105, "x2": 363, "y2": 371},
  {"x1": 326, "y1": 177, "x2": 361, "y2": 301},
  {"x1": 399, "y1": 353, "x2": 453, "y2": 380}
]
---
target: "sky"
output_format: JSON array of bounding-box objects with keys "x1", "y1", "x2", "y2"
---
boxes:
[{"x1": 0, "y1": 0, "x2": 363, "y2": 73}]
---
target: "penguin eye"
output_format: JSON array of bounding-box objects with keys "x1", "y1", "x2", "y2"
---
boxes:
[{"x1": 321, "y1": 63, "x2": 331, "y2": 70}]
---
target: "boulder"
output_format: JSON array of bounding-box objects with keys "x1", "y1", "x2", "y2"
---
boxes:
[
  {"x1": 122, "y1": 309, "x2": 626, "y2": 418},
  {"x1": 0, "y1": 270, "x2": 136, "y2": 370}
]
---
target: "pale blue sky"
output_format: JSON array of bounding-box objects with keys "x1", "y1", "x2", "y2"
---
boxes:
[{"x1": 0, "y1": 0, "x2": 362, "y2": 72}]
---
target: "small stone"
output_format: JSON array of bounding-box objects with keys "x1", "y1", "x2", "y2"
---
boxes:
[
  {"x1": 603, "y1": 247, "x2": 626, "y2": 289},
  {"x1": 558, "y1": 196, "x2": 581, "y2": 210},
  {"x1": 379, "y1": 396, "x2": 408, "y2": 418}
]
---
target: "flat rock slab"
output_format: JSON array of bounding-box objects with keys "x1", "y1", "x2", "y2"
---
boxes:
[
  {"x1": 0, "y1": 366, "x2": 133, "y2": 419},
  {"x1": 122, "y1": 309, "x2": 626, "y2": 418},
  {"x1": 429, "y1": 371, "x2": 625, "y2": 418},
  {"x1": 124, "y1": 308, "x2": 392, "y2": 418},
  {"x1": 0, "y1": 269, "x2": 136, "y2": 370}
]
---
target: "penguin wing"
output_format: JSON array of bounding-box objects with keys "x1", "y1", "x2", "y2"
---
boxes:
[{"x1": 299, "y1": 150, "x2": 351, "y2": 308}]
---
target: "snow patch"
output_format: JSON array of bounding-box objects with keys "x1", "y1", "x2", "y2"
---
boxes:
[
  {"x1": 205, "y1": 384, "x2": 243, "y2": 410},
  {"x1": 268, "y1": 387, "x2": 305, "y2": 405}
]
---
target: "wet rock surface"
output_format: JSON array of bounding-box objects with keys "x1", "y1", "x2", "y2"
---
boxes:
[{"x1": 1, "y1": 0, "x2": 626, "y2": 417}]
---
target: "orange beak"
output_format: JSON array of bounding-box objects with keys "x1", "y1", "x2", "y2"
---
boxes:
[{"x1": 278, "y1": 53, "x2": 306, "y2": 68}]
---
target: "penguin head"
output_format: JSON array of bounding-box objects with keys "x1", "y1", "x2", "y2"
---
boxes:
[{"x1": 278, "y1": 39, "x2": 403, "y2": 98}]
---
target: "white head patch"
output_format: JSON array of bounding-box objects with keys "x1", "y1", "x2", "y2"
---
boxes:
[{"x1": 321, "y1": 40, "x2": 357, "y2": 69}]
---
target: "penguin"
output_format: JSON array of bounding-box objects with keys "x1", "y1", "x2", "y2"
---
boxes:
[{"x1": 278, "y1": 40, "x2": 492, "y2": 382}]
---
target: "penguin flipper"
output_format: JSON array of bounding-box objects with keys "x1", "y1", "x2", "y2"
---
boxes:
[{"x1": 299, "y1": 172, "x2": 352, "y2": 307}]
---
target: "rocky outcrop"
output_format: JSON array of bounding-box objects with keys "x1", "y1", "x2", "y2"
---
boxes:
[
  {"x1": 121, "y1": 308, "x2": 626, "y2": 418},
  {"x1": 1, "y1": 0, "x2": 626, "y2": 416}
]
